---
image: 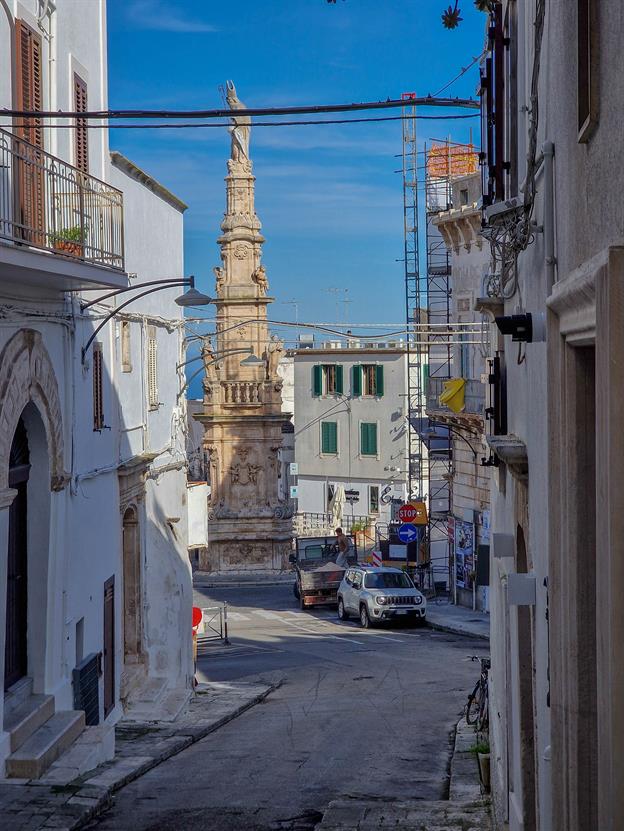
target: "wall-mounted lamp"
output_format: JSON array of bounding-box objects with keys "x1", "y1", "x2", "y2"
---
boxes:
[
  {"x1": 80, "y1": 276, "x2": 212, "y2": 361},
  {"x1": 494, "y1": 311, "x2": 546, "y2": 343}
]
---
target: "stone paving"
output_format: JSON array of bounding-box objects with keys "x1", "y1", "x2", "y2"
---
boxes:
[
  {"x1": 425, "y1": 602, "x2": 490, "y2": 641},
  {"x1": 317, "y1": 719, "x2": 491, "y2": 830},
  {"x1": 0, "y1": 679, "x2": 279, "y2": 831}
]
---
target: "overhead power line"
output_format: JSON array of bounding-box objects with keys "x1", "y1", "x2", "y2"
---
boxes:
[
  {"x1": 0, "y1": 113, "x2": 479, "y2": 131},
  {"x1": 1, "y1": 95, "x2": 479, "y2": 122}
]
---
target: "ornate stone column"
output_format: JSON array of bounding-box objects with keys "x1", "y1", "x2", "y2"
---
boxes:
[{"x1": 196, "y1": 83, "x2": 293, "y2": 571}]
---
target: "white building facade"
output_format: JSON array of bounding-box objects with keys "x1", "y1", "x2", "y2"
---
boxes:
[
  {"x1": 293, "y1": 344, "x2": 408, "y2": 534},
  {"x1": 0, "y1": 0, "x2": 192, "y2": 778}
]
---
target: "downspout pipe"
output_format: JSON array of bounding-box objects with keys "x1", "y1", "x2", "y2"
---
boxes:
[{"x1": 543, "y1": 141, "x2": 556, "y2": 289}]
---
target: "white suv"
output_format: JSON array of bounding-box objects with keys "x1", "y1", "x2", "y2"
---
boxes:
[{"x1": 337, "y1": 566, "x2": 426, "y2": 628}]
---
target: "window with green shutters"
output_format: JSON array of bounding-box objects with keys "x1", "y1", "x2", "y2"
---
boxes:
[
  {"x1": 356, "y1": 364, "x2": 384, "y2": 397},
  {"x1": 360, "y1": 422, "x2": 378, "y2": 456},
  {"x1": 312, "y1": 364, "x2": 343, "y2": 396},
  {"x1": 321, "y1": 421, "x2": 338, "y2": 454}
]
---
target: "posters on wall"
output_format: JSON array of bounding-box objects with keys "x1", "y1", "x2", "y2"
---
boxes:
[{"x1": 454, "y1": 518, "x2": 475, "y2": 589}]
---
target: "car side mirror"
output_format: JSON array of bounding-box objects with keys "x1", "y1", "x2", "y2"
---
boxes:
[{"x1": 288, "y1": 553, "x2": 296, "y2": 564}]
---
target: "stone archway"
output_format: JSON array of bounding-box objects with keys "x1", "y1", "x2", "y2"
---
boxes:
[{"x1": 0, "y1": 329, "x2": 65, "y2": 493}]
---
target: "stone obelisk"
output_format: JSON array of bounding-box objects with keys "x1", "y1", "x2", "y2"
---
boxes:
[{"x1": 197, "y1": 81, "x2": 293, "y2": 571}]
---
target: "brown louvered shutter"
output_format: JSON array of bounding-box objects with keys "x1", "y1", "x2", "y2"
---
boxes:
[
  {"x1": 15, "y1": 20, "x2": 45, "y2": 245},
  {"x1": 74, "y1": 74, "x2": 89, "y2": 173}
]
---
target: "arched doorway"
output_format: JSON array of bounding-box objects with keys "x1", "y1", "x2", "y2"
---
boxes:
[
  {"x1": 122, "y1": 506, "x2": 142, "y2": 665},
  {"x1": 4, "y1": 418, "x2": 30, "y2": 690}
]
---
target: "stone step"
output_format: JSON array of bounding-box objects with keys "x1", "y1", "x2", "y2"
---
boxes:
[
  {"x1": 6, "y1": 710, "x2": 86, "y2": 779},
  {"x1": 3, "y1": 693, "x2": 55, "y2": 752},
  {"x1": 4, "y1": 677, "x2": 34, "y2": 718}
]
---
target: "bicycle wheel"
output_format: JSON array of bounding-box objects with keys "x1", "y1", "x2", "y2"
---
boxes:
[
  {"x1": 477, "y1": 685, "x2": 489, "y2": 732},
  {"x1": 466, "y1": 681, "x2": 482, "y2": 724}
]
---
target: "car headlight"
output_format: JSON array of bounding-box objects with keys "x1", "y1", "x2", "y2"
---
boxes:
[
  {"x1": 414, "y1": 595, "x2": 422, "y2": 605},
  {"x1": 375, "y1": 596, "x2": 387, "y2": 605}
]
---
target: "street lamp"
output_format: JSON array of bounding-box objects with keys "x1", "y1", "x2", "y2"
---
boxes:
[
  {"x1": 421, "y1": 423, "x2": 479, "y2": 460},
  {"x1": 177, "y1": 347, "x2": 266, "y2": 398},
  {"x1": 80, "y1": 276, "x2": 212, "y2": 361}
]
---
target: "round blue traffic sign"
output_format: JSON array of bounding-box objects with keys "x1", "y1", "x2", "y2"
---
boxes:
[{"x1": 398, "y1": 523, "x2": 419, "y2": 544}]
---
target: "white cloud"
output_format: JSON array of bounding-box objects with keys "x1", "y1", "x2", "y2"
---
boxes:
[{"x1": 126, "y1": 1, "x2": 218, "y2": 33}]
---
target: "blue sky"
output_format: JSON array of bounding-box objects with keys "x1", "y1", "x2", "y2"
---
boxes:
[{"x1": 107, "y1": 0, "x2": 485, "y2": 340}]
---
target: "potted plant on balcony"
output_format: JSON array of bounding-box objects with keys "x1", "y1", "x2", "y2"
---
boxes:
[{"x1": 51, "y1": 224, "x2": 86, "y2": 256}]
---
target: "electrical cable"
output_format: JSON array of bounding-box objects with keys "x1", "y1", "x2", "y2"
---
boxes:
[
  {"x1": 432, "y1": 51, "x2": 486, "y2": 97},
  {"x1": 0, "y1": 113, "x2": 479, "y2": 131},
  {"x1": 1, "y1": 95, "x2": 479, "y2": 121}
]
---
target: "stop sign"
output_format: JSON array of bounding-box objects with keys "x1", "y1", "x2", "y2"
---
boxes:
[{"x1": 398, "y1": 503, "x2": 418, "y2": 523}]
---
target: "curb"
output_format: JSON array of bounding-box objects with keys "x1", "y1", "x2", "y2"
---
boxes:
[
  {"x1": 65, "y1": 680, "x2": 282, "y2": 829},
  {"x1": 194, "y1": 580, "x2": 293, "y2": 589},
  {"x1": 425, "y1": 620, "x2": 490, "y2": 642}
]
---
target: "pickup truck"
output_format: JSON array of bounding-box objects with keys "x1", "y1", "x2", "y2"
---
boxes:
[{"x1": 290, "y1": 535, "x2": 358, "y2": 610}]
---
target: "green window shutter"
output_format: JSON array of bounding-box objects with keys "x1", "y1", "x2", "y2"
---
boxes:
[
  {"x1": 361, "y1": 422, "x2": 378, "y2": 456},
  {"x1": 352, "y1": 365, "x2": 362, "y2": 396},
  {"x1": 335, "y1": 364, "x2": 344, "y2": 395},
  {"x1": 321, "y1": 421, "x2": 338, "y2": 454},
  {"x1": 375, "y1": 365, "x2": 384, "y2": 397},
  {"x1": 313, "y1": 364, "x2": 322, "y2": 396}
]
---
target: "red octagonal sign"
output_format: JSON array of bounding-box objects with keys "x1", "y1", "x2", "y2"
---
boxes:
[{"x1": 398, "y1": 504, "x2": 418, "y2": 523}]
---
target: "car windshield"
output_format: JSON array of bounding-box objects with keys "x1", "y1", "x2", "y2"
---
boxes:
[{"x1": 363, "y1": 572, "x2": 414, "y2": 590}]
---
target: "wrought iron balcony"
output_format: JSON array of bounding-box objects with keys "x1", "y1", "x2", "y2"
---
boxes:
[
  {"x1": 0, "y1": 128, "x2": 124, "y2": 271},
  {"x1": 426, "y1": 376, "x2": 485, "y2": 418}
]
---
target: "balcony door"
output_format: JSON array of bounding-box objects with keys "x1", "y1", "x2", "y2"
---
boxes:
[{"x1": 14, "y1": 20, "x2": 45, "y2": 248}]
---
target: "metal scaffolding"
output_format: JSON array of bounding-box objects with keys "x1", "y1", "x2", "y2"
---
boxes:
[{"x1": 402, "y1": 112, "x2": 477, "y2": 590}]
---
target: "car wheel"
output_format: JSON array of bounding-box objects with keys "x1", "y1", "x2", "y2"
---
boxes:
[
  {"x1": 293, "y1": 581, "x2": 300, "y2": 600},
  {"x1": 360, "y1": 604, "x2": 372, "y2": 629},
  {"x1": 338, "y1": 597, "x2": 348, "y2": 621}
]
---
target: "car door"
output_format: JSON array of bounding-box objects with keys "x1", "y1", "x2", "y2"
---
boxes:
[
  {"x1": 349, "y1": 570, "x2": 363, "y2": 611},
  {"x1": 341, "y1": 570, "x2": 354, "y2": 611}
]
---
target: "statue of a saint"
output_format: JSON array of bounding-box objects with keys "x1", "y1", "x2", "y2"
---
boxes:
[
  {"x1": 213, "y1": 265, "x2": 225, "y2": 293},
  {"x1": 201, "y1": 338, "x2": 219, "y2": 383},
  {"x1": 265, "y1": 335, "x2": 284, "y2": 381},
  {"x1": 225, "y1": 81, "x2": 251, "y2": 163},
  {"x1": 252, "y1": 264, "x2": 269, "y2": 295}
]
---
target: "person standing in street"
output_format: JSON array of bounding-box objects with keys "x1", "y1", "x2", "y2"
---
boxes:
[{"x1": 335, "y1": 527, "x2": 350, "y2": 568}]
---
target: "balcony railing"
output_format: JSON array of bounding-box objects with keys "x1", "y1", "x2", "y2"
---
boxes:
[
  {"x1": 0, "y1": 128, "x2": 124, "y2": 270},
  {"x1": 426, "y1": 376, "x2": 485, "y2": 417}
]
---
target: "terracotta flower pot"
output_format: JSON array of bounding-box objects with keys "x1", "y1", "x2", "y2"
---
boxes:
[{"x1": 54, "y1": 240, "x2": 83, "y2": 257}]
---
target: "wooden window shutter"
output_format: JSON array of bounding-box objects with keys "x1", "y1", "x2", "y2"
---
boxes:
[
  {"x1": 15, "y1": 20, "x2": 45, "y2": 245},
  {"x1": 93, "y1": 343, "x2": 104, "y2": 430},
  {"x1": 74, "y1": 74, "x2": 89, "y2": 173},
  {"x1": 321, "y1": 421, "x2": 338, "y2": 455},
  {"x1": 361, "y1": 422, "x2": 377, "y2": 456},
  {"x1": 147, "y1": 326, "x2": 158, "y2": 409},
  {"x1": 351, "y1": 365, "x2": 362, "y2": 396},
  {"x1": 15, "y1": 20, "x2": 43, "y2": 147},
  {"x1": 335, "y1": 365, "x2": 344, "y2": 395},
  {"x1": 312, "y1": 365, "x2": 322, "y2": 396},
  {"x1": 375, "y1": 365, "x2": 384, "y2": 397}
]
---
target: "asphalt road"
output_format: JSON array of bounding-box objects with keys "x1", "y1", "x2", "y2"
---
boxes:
[{"x1": 88, "y1": 585, "x2": 488, "y2": 831}]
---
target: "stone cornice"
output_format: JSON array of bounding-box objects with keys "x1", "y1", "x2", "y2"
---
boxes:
[{"x1": 433, "y1": 204, "x2": 484, "y2": 253}]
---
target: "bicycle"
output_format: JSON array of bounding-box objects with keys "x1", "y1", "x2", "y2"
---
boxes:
[{"x1": 466, "y1": 655, "x2": 490, "y2": 731}]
